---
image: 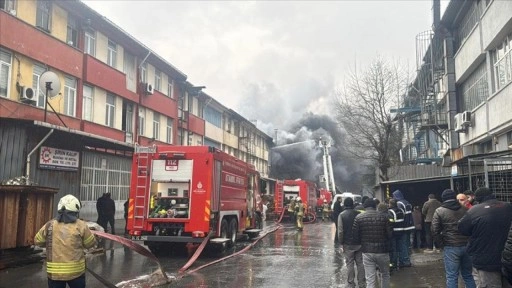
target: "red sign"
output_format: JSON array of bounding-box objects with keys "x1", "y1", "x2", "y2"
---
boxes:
[{"x1": 165, "y1": 159, "x2": 179, "y2": 171}]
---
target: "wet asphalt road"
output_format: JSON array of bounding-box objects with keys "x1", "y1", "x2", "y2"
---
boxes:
[{"x1": 0, "y1": 220, "x2": 450, "y2": 288}]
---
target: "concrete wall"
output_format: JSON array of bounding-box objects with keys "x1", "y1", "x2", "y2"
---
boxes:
[
  {"x1": 455, "y1": 24, "x2": 484, "y2": 82},
  {"x1": 481, "y1": 1, "x2": 512, "y2": 50}
]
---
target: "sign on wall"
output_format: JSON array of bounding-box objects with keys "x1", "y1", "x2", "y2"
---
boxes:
[{"x1": 39, "y1": 146, "x2": 80, "y2": 171}]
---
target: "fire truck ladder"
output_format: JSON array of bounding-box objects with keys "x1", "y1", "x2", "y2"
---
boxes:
[
  {"x1": 276, "y1": 182, "x2": 284, "y2": 212},
  {"x1": 133, "y1": 145, "x2": 155, "y2": 229}
]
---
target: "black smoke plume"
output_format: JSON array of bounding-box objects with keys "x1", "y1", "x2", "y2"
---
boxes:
[{"x1": 270, "y1": 113, "x2": 363, "y2": 193}]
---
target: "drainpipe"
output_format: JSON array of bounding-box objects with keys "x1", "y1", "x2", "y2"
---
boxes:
[{"x1": 26, "y1": 129, "x2": 54, "y2": 183}]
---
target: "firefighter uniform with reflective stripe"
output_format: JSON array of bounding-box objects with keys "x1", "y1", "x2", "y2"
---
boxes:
[
  {"x1": 295, "y1": 200, "x2": 305, "y2": 230},
  {"x1": 34, "y1": 219, "x2": 97, "y2": 281}
]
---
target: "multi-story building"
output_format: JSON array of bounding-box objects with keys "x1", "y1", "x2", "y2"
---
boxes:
[
  {"x1": 0, "y1": 0, "x2": 271, "y2": 220},
  {"x1": 383, "y1": 0, "x2": 512, "y2": 204}
]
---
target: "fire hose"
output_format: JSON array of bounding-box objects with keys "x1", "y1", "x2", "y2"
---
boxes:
[{"x1": 275, "y1": 205, "x2": 316, "y2": 224}]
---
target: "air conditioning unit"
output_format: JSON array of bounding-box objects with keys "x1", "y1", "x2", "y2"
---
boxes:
[
  {"x1": 454, "y1": 113, "x2": 464, "y2": 132},
  {"x1": 20, "y1": 86, "x2": 35, "y2": 102},
  {"x1": 143, "y1": 82, "x2": 153, "y2": 95},
  {"x1": 461, "y1": 111, "x2": 471, "y2": 126}
]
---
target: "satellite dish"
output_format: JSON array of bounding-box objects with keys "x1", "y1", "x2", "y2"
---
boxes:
[{"x1": 39, "y1": 71, "x2": 61, "y2": 99}]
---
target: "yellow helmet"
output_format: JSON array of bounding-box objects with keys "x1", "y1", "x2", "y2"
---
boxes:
[{"x1": 58, "y1": 194, "x2": 81, "y2": 212}]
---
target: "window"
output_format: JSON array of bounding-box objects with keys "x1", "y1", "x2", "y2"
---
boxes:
[
  {"x1": 105, "y1": 93, "x2": 115, "y2": 127},
  {"x1": 83, "y1": 85, "x2": 93, "y2": 121},
  {"x1": 84, "y1": 30, "x2": 96, "y2": 56},
  {"x1": 66, "y1": 15, "x2": 78, "y2": 47},
  {"x1": 461, "y1": 62, "x2": 488, "y2": 111},
  {"x1": 140, "y1": 63, "x2": 147, "y2": 84},
  {"x1": 154, "y1": 69, "x2": 161, "y2": 91},
  {"x1": 36, "y1": 0, "x2": 51, "y2": 31},
  {"x1": 168, "y1": 78, "x2": 174, "y2": 98},
  {"x1": 491, "y1": 34, "x2": 512, "y2": 92},
  {"x1": 107, "y1": 39, "x2": 117, "y2": 68},
  {"x1": 166, "y1": 117, "x2": 173, "y2": 144},
  {"x1": 204, "y1": 106, "x2": 222, "y2": 128},
  {"x1": 138, "y1": 107, "x2": 145, "y2": 136},
  {"x1": 153, "y1": 112, "x2": 160, "y2": 140},
  {"x1": 0, "y1": 49, "x2": 12, "y2": 98},
  {"x1": 32, "y1": 64, "x2": 46, "y2": 107},
  {"x1": 454, "y1": 0, "x2": 486, "y2": 52},
  {"x1": 63, "y1": 76, "x2": 76, "y2": 116},
  {"x1": 0, "y1": 0, "x2": 16, "y2": 12}
]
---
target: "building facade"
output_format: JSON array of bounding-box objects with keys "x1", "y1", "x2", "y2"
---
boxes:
[
  {"x1": 0, "y1": 0, "x2": 271, "y2": 220},
  {"x1": 383, "y1": 0, "x2": 512, "y2": 205}
]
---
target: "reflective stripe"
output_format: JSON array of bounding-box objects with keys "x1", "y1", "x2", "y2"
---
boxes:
[
  {"x1": 35, "y1": 232, "x2": 45, "y2": 242},
  {"x1": 47, "y1": 260, "x2": 85, "y2": 274},
  {"x1": 83, "y1": 234, "x2": 95, "y2": 246}
]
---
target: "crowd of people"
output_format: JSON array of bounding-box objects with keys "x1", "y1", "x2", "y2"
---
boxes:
[{"x1": 333, "y1": 188, "x2": 512, "y2": 288}]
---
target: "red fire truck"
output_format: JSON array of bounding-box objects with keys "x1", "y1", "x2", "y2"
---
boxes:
[
  {"x1": 273, "y1": 179, "x2": 317, "y2": 220},
  {"x1": 126, "y1": 145, "x2": 263, "y2": 253},
  {"x1": 316, "y1": 188, "x2": 332, "y2": 213}
]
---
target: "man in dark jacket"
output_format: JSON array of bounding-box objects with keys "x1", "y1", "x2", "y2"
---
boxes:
[
  {"x1": 501, "y1": 224, "x2": 512, "y2": 287},
  {"x1": 432, "y1": 189, "x2": 475, "y2": 288},
  {"x1": 458, "y1": 187, "x2": 512, "y2": 287},
  {"x1": 332, "y1": 196, "x2": 344, "y2": 243},
  {"x1": 338, "y1": 198, "x2": 365, "y2": 288},
  {"x1": 422, "y1": 193, "x2": 441, "y2": 252},
  {"x1": 353, "y1": 199, "x2": 392, "y2": 288},
  {"x1": 96, "y1": 192, "x2": 116, "y2": 234}
]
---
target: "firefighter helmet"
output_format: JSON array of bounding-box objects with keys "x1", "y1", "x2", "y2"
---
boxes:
[
  {"x1": 58, "y1": 194, "x2": 81, "y2": 212},
  {"x1": 296, "y1": 196, "x2": 302, "y2": 201}
]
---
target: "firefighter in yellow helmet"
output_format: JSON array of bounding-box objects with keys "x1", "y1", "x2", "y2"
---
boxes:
[
  {"x1": 322, "y1": 199, "x2": 331, "y2": 221},
  {"x1": 295, "y1": 196, "x2": 305, "y2": 231},
  {"x1": 34, "y1": 194, "x2": 97, "y2": 288},
  {"x1": 287, "y1": 196, "x2": 296, "y2": 223}
]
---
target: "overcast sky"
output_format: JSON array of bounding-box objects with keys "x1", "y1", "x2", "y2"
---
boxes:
[{"x1": 83, "y1": 1, "x2": 441, "y2": 137}]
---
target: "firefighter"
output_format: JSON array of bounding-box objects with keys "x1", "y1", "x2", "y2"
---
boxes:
[
  {"x1": 34, "y1": 194, "x2": 97, "y2": 288},
  {"x1": 295, "y1": 196, "x2": 305, "y2": 231},
  {"x1": 288, "y1": 197, "x2": 296, "y2": 223},
  {"x1": 322, "y1": 199, "x2": 331, "y2": 221}
]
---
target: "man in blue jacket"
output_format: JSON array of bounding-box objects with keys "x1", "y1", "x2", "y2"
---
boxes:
[
  {"x1": 392, "y1": 190, "x2": 414, "y2": 267},
  {"x1": 458, "y1": 187, "x2": 512, "y2": 287}
]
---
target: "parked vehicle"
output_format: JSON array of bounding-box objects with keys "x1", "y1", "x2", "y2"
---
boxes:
[
  {"x1": 126, "y1": 145, "x2": 263, "y2": 253},
  {"x1": 330, "y1": 192, "x2": 362, "y2": 210},
  {"x1": 273, "y1": 178, "x2": 317, "y2": 220}
]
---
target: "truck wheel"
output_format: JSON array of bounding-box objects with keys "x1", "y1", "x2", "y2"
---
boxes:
[
  {"x1": 228, "y1": 219, "x2": 238, "y2": 247},
  {"x1": 219, "y1": 219, "x2": 229, "y2": 250},
  {"x1": 220, "y1": 219, "x2": 229, "y2": 239}
]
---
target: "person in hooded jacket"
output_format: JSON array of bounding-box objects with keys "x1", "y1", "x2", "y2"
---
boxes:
[
  {"x1": 431, "y1": 189, "x2": 475, "y2": 288},
  {"x1": 388, "y1": 198, "x2": 406, "y2": 270},
  {"x1": 392, "y1": 190, "x2": 414, "y2": 267},
  {"x1": 458, "y1": 187, "x2": 512, "y2": 287}
]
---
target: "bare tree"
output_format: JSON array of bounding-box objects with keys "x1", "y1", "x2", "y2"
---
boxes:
[{"x1": 335, "y1": 57, "x2": 409, "y2": 182}]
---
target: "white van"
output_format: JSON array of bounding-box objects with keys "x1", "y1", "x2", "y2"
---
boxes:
[{"x1": 331, "y1": 192, "x2": 362, "y2": 210}]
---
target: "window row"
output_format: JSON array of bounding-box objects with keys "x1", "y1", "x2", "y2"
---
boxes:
[{"x1": 491, "y1": 33, "x2": 512, "y2": 92}]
